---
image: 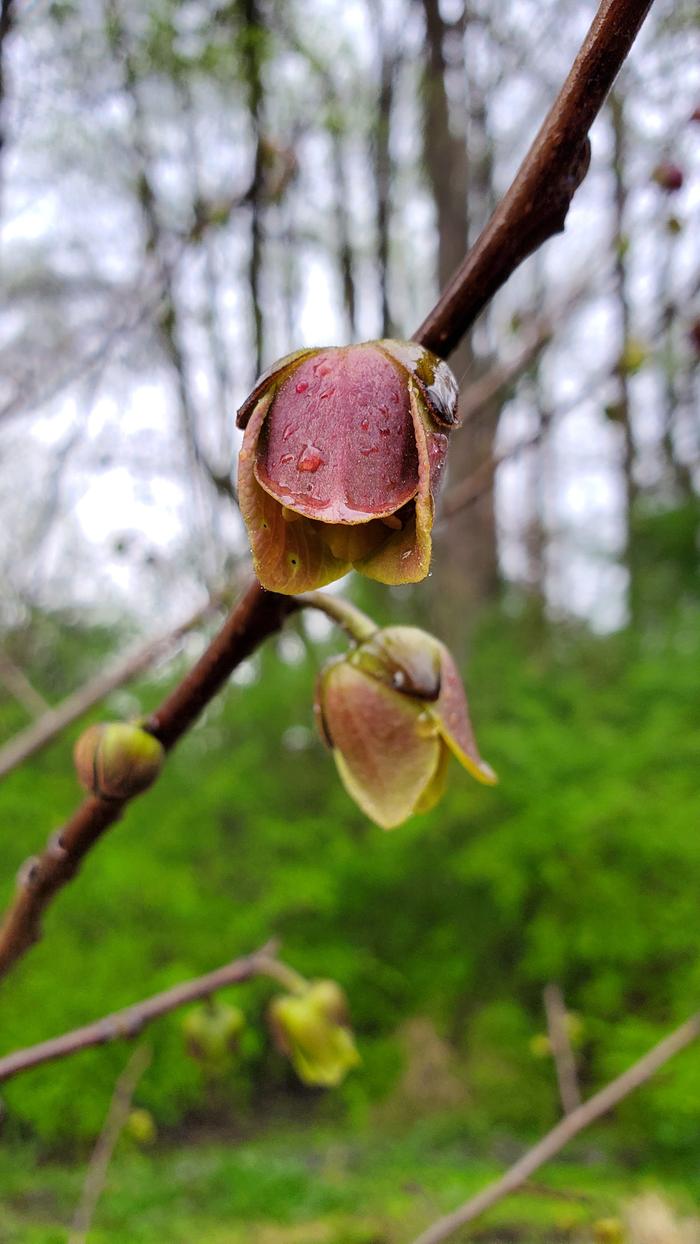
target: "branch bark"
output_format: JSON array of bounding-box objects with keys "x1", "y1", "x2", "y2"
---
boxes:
[
  {"x1": 411, "y1": 1010, "x2": 700, "y2": 1244},
  {"x1": 0, "y1": 582, "x2": 298, "y2": 980},
  {"x1": 413, "y1": 0, "x2": 655, "y2": 358},
  {"x1": 0, "y1": 941, "x2": 279, "y2": 1083}
]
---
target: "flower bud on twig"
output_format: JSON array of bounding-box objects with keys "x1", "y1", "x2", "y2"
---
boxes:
[
  {"x1": 268, "y1": 979, "x2": 360, "y2": 1088},
  {"x1": 73, "y1": 723, "x2": 164, "y2": 801},
  {"x1": 182, "y1": 1000, "x2": 246, "y2": 1075}
]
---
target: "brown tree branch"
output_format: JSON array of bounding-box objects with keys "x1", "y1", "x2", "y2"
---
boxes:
[
  {"x1": 0, "y1": 592, "x2": 224, "y2": 781},
  {"x1": 413, "y1": 0, "x2": 655, "y2": 357},
  {"x1": 0, "y1": 582, "x2": 298, "y2": 980},
  {"x1": 411, "y1": 1009, "x2": 700, "y2": 1244},
  {"x1": 0, "y1": 940, "x2": 279, "y2": 1083}
]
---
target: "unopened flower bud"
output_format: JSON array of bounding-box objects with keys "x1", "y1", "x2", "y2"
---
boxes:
[
  {"x1": 125, "y1": 1107, "x2": 156, "y2": 1145},
  {"x1": 73, "y1": 722, "x2": 164, "y2": 801},
  {"x1": 268, "y1": 979, "x2": 360, "y2": 1088},
  {"x1": 315, "y1": 626, "x2": 496, "y2": 830},
  {"x1": 236, "y1": 341, "x2": 459, "y2": 593},
  {"x1": 182, "y1": 1000, "x2": 246, "y2": 1071},
  {"x1": 652, "y1": 160, "x2": 684, "y2": 193}
]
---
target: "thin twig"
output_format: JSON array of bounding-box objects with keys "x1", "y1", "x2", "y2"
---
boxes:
[
  {"x1": 0, "y1": 592, "x2": 224, "y2": 781},
  {"x1": 410, "y1": 1010, "x2": 700, "y2": 1244},
  {"x1": 543, "y1": 983, "x2": 581, "y2": 1115},
  {"x1": 0, "y1": 940, "x2": 279, "y2": 1083},
  {"x1": 68, "y1": 1044, "x2": 151, "y2": 1244},
  {"x1": 413, "y1": 0, "x2": 655, "y2": 357},
  {"x1": 0, "y1": 651, "x2": 49, "y2": 718}
]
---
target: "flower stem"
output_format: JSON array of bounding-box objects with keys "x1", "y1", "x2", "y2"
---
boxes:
[
  {"x1": 297, "y1": 592, "x2": 378, "y2": 644},
  {"x1": 256, "y1": 955, "x2": 308, "y2": 995}
]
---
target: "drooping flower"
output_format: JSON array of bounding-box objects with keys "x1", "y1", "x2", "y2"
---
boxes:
[
  {"x1": 268, "y1": 979, "x2": 360, "y2": 1088},
  {"x1": 182, "y1": 1001, "x2": 246, "y2": 1075},
  {"x1": 236, "y1": 341, "x2": 459, "y2": 594},
  {"x1": 314, "y1": 625, "x2": 496, "y2": 830}
]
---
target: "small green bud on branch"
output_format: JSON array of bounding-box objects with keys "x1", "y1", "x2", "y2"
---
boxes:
[{"x1": 74, "y1": 723, "x2": 164, "y2": 801}]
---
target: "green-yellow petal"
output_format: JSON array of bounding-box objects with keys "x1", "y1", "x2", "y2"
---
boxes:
[
  {"x1": 323, "y1": 661, "x2": 443, "y2": 829},
  {"x1": 238, "y1": 392, "x2": 350, "y2": 593}
]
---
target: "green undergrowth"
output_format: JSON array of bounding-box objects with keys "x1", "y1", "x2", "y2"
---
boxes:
[
  {"x1": 2, "y1": 588, "x2": 700, "y2": 1158},
  {"x1": 2, "y1": 1119, "x2": 697, "y2": 1244}
]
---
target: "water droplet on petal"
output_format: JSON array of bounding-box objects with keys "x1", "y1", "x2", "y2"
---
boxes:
[
  {"x1": 392, "y1": 671, "x2": 405, "y2": 689},
  {"x1": 360, "y1": 418, "x2": 370, "y2": 431},
  {"x1": 416, "y1": 710, "x2": 440, "y2": 738},
  {"x1": 283, "y1": 423, "x2": 295, "y2": 441},
  {"x1": 298, "y1": 444, "x2": 324, "y2": 472},
  {"x1": 295, "y1": 380, "x2": 309, "y2": 393},
  {"x1": 280, "y1": 453, "x2": 294, "y2": 464},
  {"x1": 317, "y1": 363, "x2": 332, "y2": 377},
  {"x1": 360, "y1": 445, "x2": 379, "y2": 456}
]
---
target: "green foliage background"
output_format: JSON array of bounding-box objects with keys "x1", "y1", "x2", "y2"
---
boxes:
[{"x1": 1, "y1": 528, "x2": 700, "y2": 1160}]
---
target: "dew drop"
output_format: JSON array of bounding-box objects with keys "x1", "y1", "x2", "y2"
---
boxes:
[
  {"x1": 319, "y1": 387, "x2": 335, "y2": 400},
  {"x1": 360, "y1": 445, "x2": 379, "y2": 456},
  {"x1": 360, "y1": 418, "x2": 370, "y2": 431},
  {"x1": 416, "y1": 711, "x2": 439, "y2": 739},
  {"x1": 295, "y1": 380, "x2": 309, "y2": 394},
  {"x1": 317, "y1": 362, "x2": 332, "y2": 377},
  {"x1": 283, "y1": 423, "x2": 295, "y2": 441},
  {"x1": 298, "y1": 444, "x2": 324, "y2": 472},
  {"x1": 280, "y1": 453, "x2": 294, "y2": 464},
  {"x1": 392, "y1": 671, "x2": 406, "y2": 689}
]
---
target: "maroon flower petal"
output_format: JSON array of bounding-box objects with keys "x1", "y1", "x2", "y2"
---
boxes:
[
  {"x1": 321, "y1": 661, "x2": 443, "y2": 830},
  {"x1": 238, "y1": 392, "x2": 349, "y2": 592},
  {"x1": 434, "y1": 644, "x2": 497, "y2": 785},
  {"x1": 236, "y1": 347, "x2": 318, "y2": 429},
  {"x1": 356, "y1": 384, "x2": 437, "y2": 583},
  {"x1": 254, "y1": 344, "x2": 419, "y2": 524}
]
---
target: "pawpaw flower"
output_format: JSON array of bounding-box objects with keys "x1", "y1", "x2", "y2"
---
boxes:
[
  {"x1": 314, "y1": 625, "x2": 496, "y2": 830},
  {"x1": 236, "y1": 341, "x2": 459, "y2": 593},
  {"x1": 268, "y1": 979, "x2": 360, "y2": 1088}
]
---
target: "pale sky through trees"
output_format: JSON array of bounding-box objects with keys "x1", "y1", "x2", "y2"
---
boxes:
[{"x1": 0, "y1": 0, "x2": 698, "y2": 633}]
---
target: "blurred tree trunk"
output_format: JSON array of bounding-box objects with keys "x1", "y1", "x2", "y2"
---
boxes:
[
  {"x1": 609, "y1": 90, "x2": 640, "y2": 624},
  {"x1": 0, "y1": 0, "x2": 14, "y2": 215},
  {"x1": 420, "y1": 0, "x2": 500, "y2": 656},
  {"x1": 371, "y1": 11, "x2": 397, "y2": 338},
  {"x1": 242, "y1": 0, "x2": 266, "y2": 377}
]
